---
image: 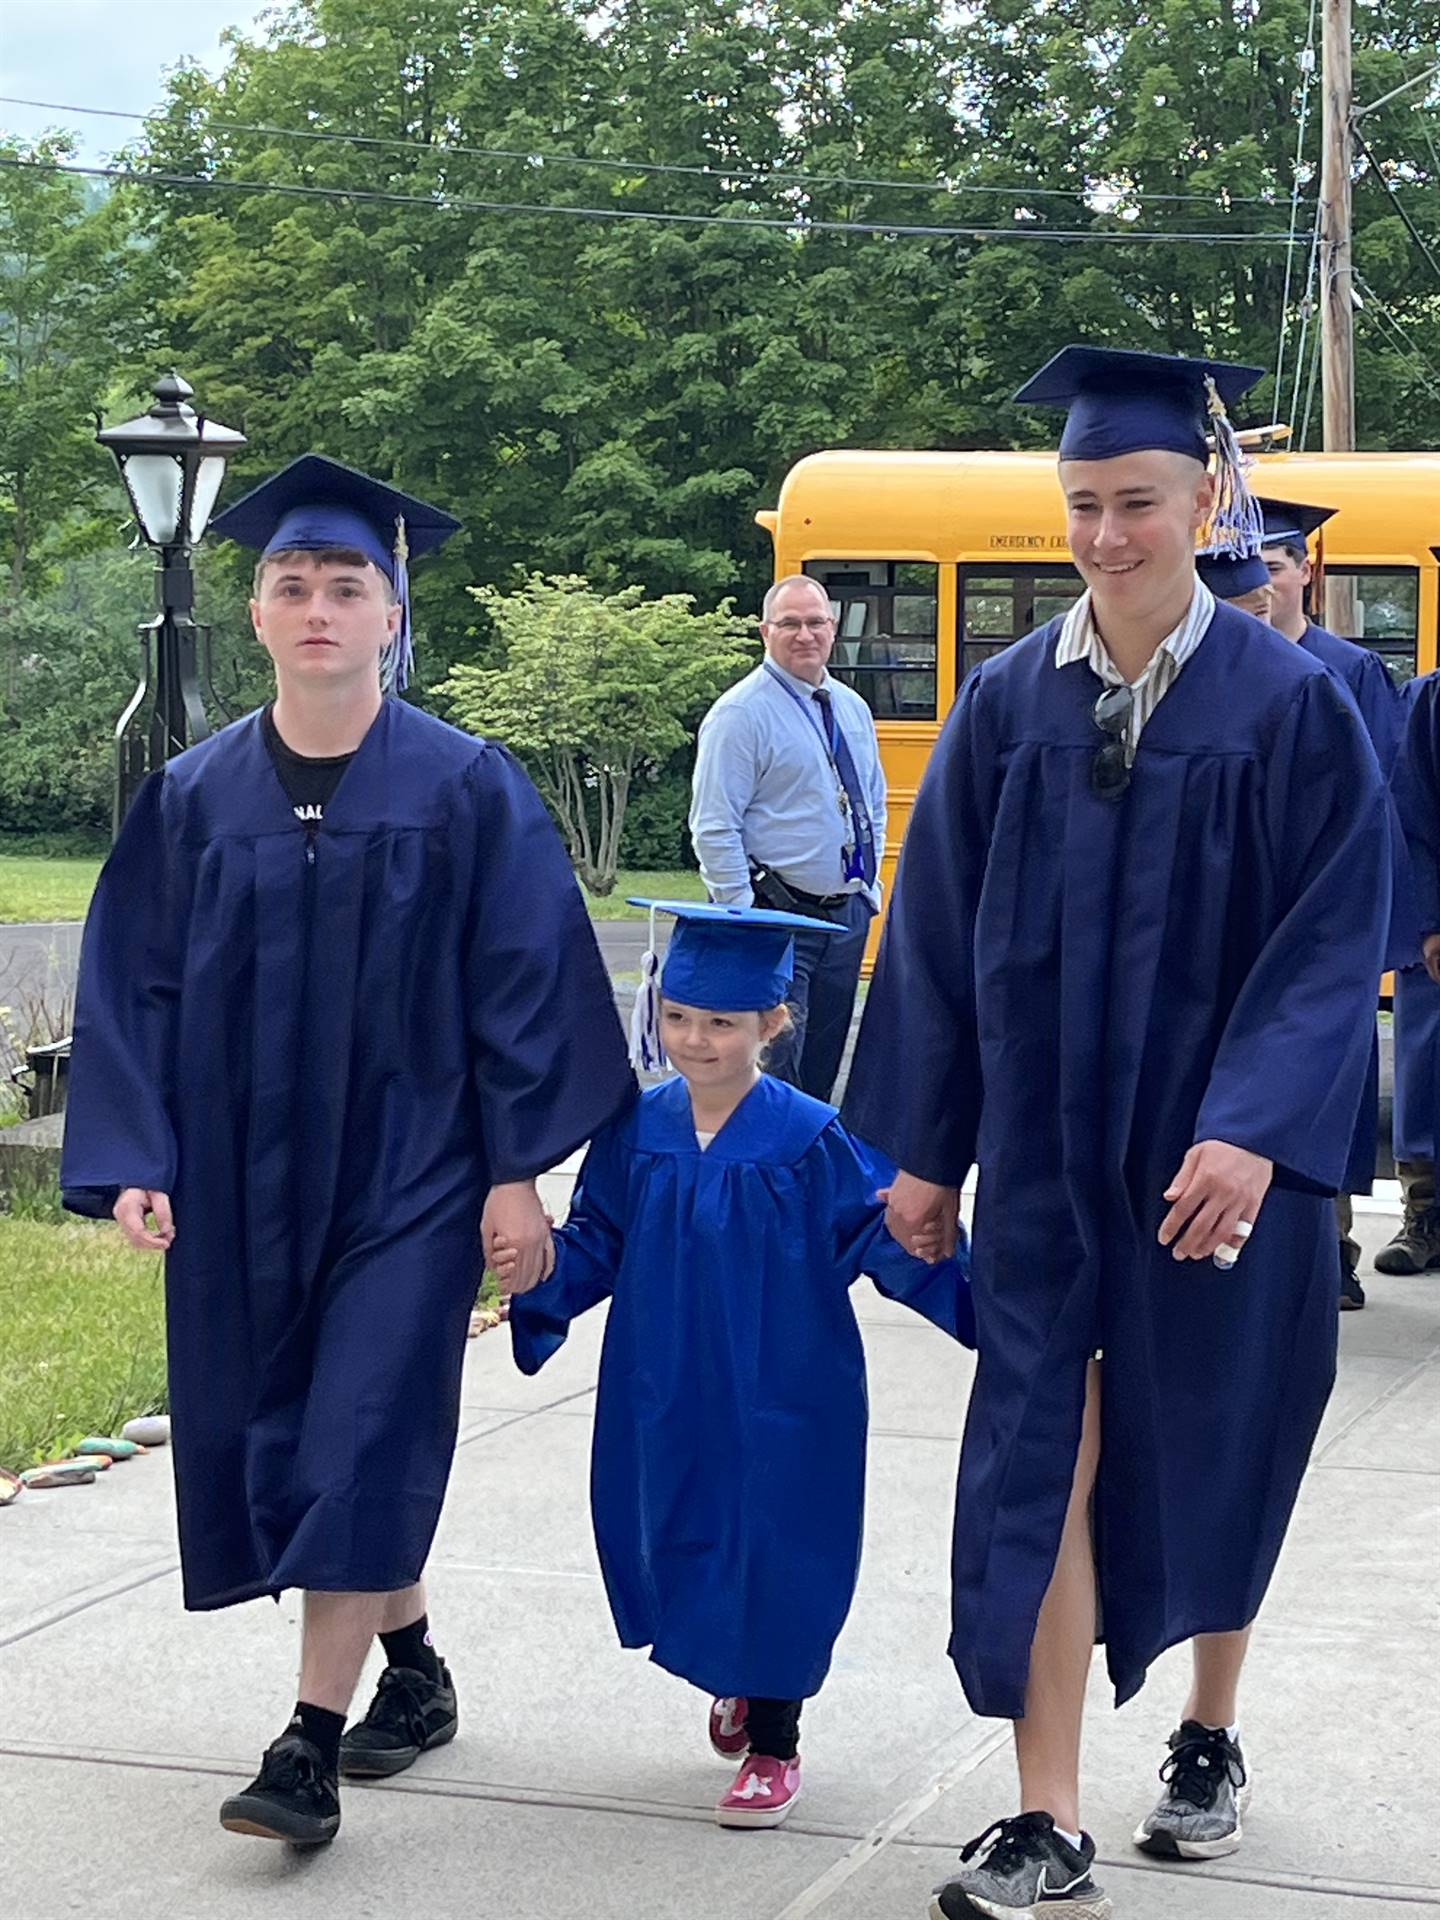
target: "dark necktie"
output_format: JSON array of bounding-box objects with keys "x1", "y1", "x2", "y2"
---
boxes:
[{"x1": 812, "y1": 687, "x2": 877, "y2": 887}]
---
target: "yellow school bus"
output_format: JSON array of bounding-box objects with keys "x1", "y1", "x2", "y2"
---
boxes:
[{"x1": 757, "y1": 448, "x2": 1440, "y2": 913}]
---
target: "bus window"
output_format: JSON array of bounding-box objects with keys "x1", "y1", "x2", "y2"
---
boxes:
[
  {"x1": 958, "y1": 566, "x2": 1081, "y2": 681},
  {"x1": 803, "y1": 561, "x2": 938, "y2": 719},
  {"x1": 1321, "y1": 567, "x2": 1419, "y2": 684}
]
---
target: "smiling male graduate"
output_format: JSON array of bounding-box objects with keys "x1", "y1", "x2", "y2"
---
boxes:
[
  {"x1": 842, "y1": 347, "x2": 1391, "y2": 1919},
  {"x1": 60, "y1": 454, "x2": 635, "y2": 1846}
]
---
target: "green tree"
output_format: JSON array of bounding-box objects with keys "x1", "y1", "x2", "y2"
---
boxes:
[
  {"x1": 440, "y1": 573, "x2": 753, "y2": 891},
  {"x1": 0, "y1": 136, "x2": 136, "y2": 699}
]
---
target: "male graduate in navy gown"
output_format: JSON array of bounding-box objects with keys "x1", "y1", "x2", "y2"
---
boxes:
[
  {"x1": 61, "y1": 456, "x2": 635, "y2": 1846},
  {"x1": 1389, "y1": 670, "x2": 1440, "y2": 1273},
  {"x1": 843, "y1": 348, "x2": 1391, "y2": 1920}
]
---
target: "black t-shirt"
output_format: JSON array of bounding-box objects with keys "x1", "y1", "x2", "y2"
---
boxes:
[{"x1": 261, "y1": 704, "x2": 355, "y2": 824}]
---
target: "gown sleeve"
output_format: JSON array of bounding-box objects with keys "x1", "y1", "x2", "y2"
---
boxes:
[
  {"x1": 60, "y1": 772, "x2": 182, "y2": 1219},
  {"x1": 840, "y1": 669, "x2": 997, "y2": 1186},
  {"x1": 1194, "y1": 670, "x2": 1390, "y2": 1190},
  {"x1": 1352, "y1": 650, "x2": 1402, "y2": 774},
  {"x1": 820, "y1": 1124, "x2": 975, "y2": 1346},
  {"x1": 464, "y1": 747, "x2": 637, "y2": 1183},
  {"x1": 508, "y1": 1124, "x2": 628, "y2": 1375},
  {"x1": 1394, "y1": 676, "x2": 1440, "y2": 941}
]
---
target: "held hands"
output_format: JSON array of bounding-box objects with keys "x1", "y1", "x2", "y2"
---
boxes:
[
  {"x1": 114, "y1": 1188, "x2": 175, "y2": 1253},
  {"x1": 1424, "y1": 932, "x2": 1440, "y2": 987},
  {"x1": 482, "y1": 1181, "x2": 555, "y2": 1295},
  {"x1": 1159, "y1": 1141, "x2": 1273, "y2": 1263},
  {"x1": 880, "y1": 1173, "x2": 962, "y2": 1263}
]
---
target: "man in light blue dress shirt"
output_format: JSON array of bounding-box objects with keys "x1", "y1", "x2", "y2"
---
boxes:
[{"x1": 689, "y1": 574, "x2": 887, "y2": 1099}]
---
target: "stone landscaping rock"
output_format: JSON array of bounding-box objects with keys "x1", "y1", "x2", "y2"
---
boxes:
[
  {"x1": 122, "y1": 1415, "x2": 170, "y2": 1447},
  {"x1": 20, "y1": 1462, "x2": 97, "y2": 1489},
  {"x1": 0, "y1": 1467, "x2": 21, "y2": 1506},
  {"x1": 77, "y1": 1436, "x2": 142, "y2": 1460}
]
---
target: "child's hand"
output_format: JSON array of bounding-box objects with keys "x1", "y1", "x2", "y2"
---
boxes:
[{"x1": 490, "y1": 1231, "x2": 555, "y2": 1295}]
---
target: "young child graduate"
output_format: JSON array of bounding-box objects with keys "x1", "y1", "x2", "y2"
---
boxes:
[
  {"x1": 496, "y1": 900, "x2": 973, "y2": 1829},
  {"x1": 60, "y1": 454, "x2": 635, "y2": 1847}
]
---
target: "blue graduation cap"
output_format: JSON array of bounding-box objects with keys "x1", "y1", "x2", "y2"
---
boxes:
[
  {"x1": 209, "y1": 454, "x2": 461, "y2": 692},
  {"x1": 625, "y1": 898, "x2": 839, "y2": 1072},
  {"x1": 1196, "y1": 550, "x2": 1271, "y2": 599},
  {"x1": 1014, "y1": 345, "x2": 1265, "y2": 464},
  {"x1": 1257, "y1": 496, "x2": 1337, "y2": 547}
]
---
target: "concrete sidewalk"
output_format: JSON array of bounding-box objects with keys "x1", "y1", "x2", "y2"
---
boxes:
[{"x1": 2, "y1": 1196, "x2": 1437, "y2": 1920}]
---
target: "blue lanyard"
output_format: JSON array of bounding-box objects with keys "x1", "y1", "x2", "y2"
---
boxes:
[{"x1": 762, "y1": 661, "x2": 840, "y2": 759}]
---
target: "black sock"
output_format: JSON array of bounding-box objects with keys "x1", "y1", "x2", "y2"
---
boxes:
[
  {"x1": 289, "y1": 1701, "x2": 345, "y2": 1776},
  {"x1": 745, "y1": 1697, "x2": 802, "y2": 1762},
  {"x1": 380, "y1": 1612, "x2": 442, "y2": 1681}
]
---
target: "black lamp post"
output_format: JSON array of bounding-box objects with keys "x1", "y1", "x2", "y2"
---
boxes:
[{"x1": 97, "y1": 373, "x2": 246, "y2": 835}]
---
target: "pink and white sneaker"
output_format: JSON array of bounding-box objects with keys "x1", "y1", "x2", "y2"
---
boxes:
[
  {"x1": 708, "y1": 1696, "x2": 750, "y2": 1761},
  {"x1": 716, "y1": 1753, "x2": 803, "y2": 1829}
]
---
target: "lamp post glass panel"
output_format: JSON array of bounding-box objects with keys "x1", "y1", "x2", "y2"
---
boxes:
[{"x1": 97, "y1": 373, "x2": 246, "y2": 835}]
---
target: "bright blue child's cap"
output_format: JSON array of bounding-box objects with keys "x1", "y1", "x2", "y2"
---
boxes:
[
  {"x1": 1014, "y1": 345, "x2": 1265, "y2": 464},
  {"x1": 1197, "y1": 551, "x2": 1272, "y2": 598},
  {"x1": 628, "y1": 898, "x2": 839, "y2": 1013}
]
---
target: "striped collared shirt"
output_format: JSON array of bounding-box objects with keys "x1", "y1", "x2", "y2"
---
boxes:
[{"x1": 1055, "y1": 578, "x2": 1217, "y2": 757}]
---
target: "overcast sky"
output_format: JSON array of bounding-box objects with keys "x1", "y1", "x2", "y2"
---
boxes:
[{"x1": 2, "y1": 2, "x2": 268, "y2": 162}]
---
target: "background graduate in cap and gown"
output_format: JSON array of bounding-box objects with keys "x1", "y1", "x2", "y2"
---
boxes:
[
  {"x1": 1201, "y1": 495, "x2": 1406, "y2": 1310},
  {"x1": 1388, "y1": 669, "x2": 1440, "y2": 1275},
  {"x1": 60, "y1": 453, "x2": 636, "y2": 1846},
  {"x1": 499, "y1": 900, "x2": 973, "y2": 1831},
  {"x1": 842, "y1": 347, "x2": 1391, "y2": 1919}
]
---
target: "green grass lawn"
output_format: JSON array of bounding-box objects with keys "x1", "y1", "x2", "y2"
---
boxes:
[
  {"x1": 0, "y1": 1217, "x2": 167, "y2": 1471},
  {"x1": 581, "y1": 869, "x2": 706, "y2": 919},
  {"x1": 0, "y1": 855, "x2": 102, "y2": 924},
  {"x1": 0, "y1": 854, "x2": 695, "y2": 925}
]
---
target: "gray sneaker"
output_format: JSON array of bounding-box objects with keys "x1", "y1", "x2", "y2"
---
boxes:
[
  {"x1": 1132, "y1": 1721, "x2": 1250, "y2": 1860},
  {"x1": 930, "y1": 1812, "x2": 1113, "y2": 1918}
]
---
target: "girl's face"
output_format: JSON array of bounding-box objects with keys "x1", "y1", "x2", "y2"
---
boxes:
[{"x1": 661, "y1": 1000, "x2": 782, "y2": 1088}]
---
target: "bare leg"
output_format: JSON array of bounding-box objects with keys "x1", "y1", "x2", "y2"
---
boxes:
[
  {"x1": 1014, "y1": 1359, "x2": 1103, "y2": 1836},
  {"x1": 298, "y1": 1592, "x2": 392, "y2": 1715},
  {"x1": 1183, "y1": 1626, "x2": 1252, "y2": 1729},
  {"x1": 377, "y1": 1581, "x2": 427, "y2": 1636}
]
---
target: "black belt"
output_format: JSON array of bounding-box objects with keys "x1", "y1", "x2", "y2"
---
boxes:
[{"x1": 750, "y1": 865, "x2": 856, "y2": 917}]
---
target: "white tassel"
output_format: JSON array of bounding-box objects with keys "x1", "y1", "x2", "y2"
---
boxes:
[{"x1": 628, "y1": 906, "x2": 668, "y2": 1074}]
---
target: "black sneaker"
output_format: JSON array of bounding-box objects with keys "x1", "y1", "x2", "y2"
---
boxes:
[
  {"x1": 1133, "y1": 1720, "x2": 1249, "y2": 1859},
  {"x1": 220, "y1": 1732, "x2": 340, "y2": 1844},
  {"x1": 930, "y1": 1812, "x2": 1112, "y2": 1917},
  {"x1": 339, "y1": 1662, "x2": 458, "y2": 1778},
  {"x1": 1340, "y1": 1265, "x2": 1366, "y2": 1311}
]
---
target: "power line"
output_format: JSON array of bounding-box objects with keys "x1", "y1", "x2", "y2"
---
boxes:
[
  {"x1": 0, "y1": 155, "x2": 1308, "y2": 247},
  {"x1": 1274, "y1": 0, "x2": 1320, "y2": 428},
  {"x1": 0, "y1": 92, "x2": 1312, "y2": 211},
  {"x1": 1353, "y1": 60, "x2": 1440, "y2": 122},
  {"x1": 1353, "y1": 273, "x2": 1440, "y2": 408},
  {"x1": 1352, "y1": 121, "x2": 1440, "y2": 294}
]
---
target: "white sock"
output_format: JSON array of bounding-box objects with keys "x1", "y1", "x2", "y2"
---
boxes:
[
  {"x1": 1201, "y1": 1721, "x2": 1241, "y2": 1745},
  {"x1": 1053, "y1": 1824, "x2": 1084, "y2": 1851}
]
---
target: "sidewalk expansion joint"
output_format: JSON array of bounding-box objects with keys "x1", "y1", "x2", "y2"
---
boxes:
[{"x1": 0, "y1": 1559, "x2": 179, "y2": 1651}]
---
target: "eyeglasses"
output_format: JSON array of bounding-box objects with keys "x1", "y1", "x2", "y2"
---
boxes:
[
  {"x1": 1091, "y1": 684, "x2": 1134, "y2": 798},
  {"x1": 769, "y1": 615, "x2": 835, "y2": 634}
]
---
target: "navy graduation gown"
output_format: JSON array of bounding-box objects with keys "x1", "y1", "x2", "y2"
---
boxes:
[
  {"x1": 1393, "y1": 672, "x2": 1440, "y2": 1161},
  {"x1": 508, "y1": 1073, "x2": 974, "y2": 1700},
  {"x1": 1299, "y1": 621, "x2": 1406, "y2": 1190},
  {"x1": 843, "y1": 601, "x2": 1390, "y2": 1718},
  {"x1": 61, "y1": 700, "x2": 634, "y2": 1610}
]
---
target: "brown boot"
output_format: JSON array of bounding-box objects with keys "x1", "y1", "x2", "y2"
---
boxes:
[{"x1": 1375, "y1": 1160, "x2": 1440, "y2": 1274}]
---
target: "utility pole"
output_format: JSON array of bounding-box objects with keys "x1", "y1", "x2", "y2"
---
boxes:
[{"x1": 1320, "y1": 0, "x2": 1355, "y2": 451}]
